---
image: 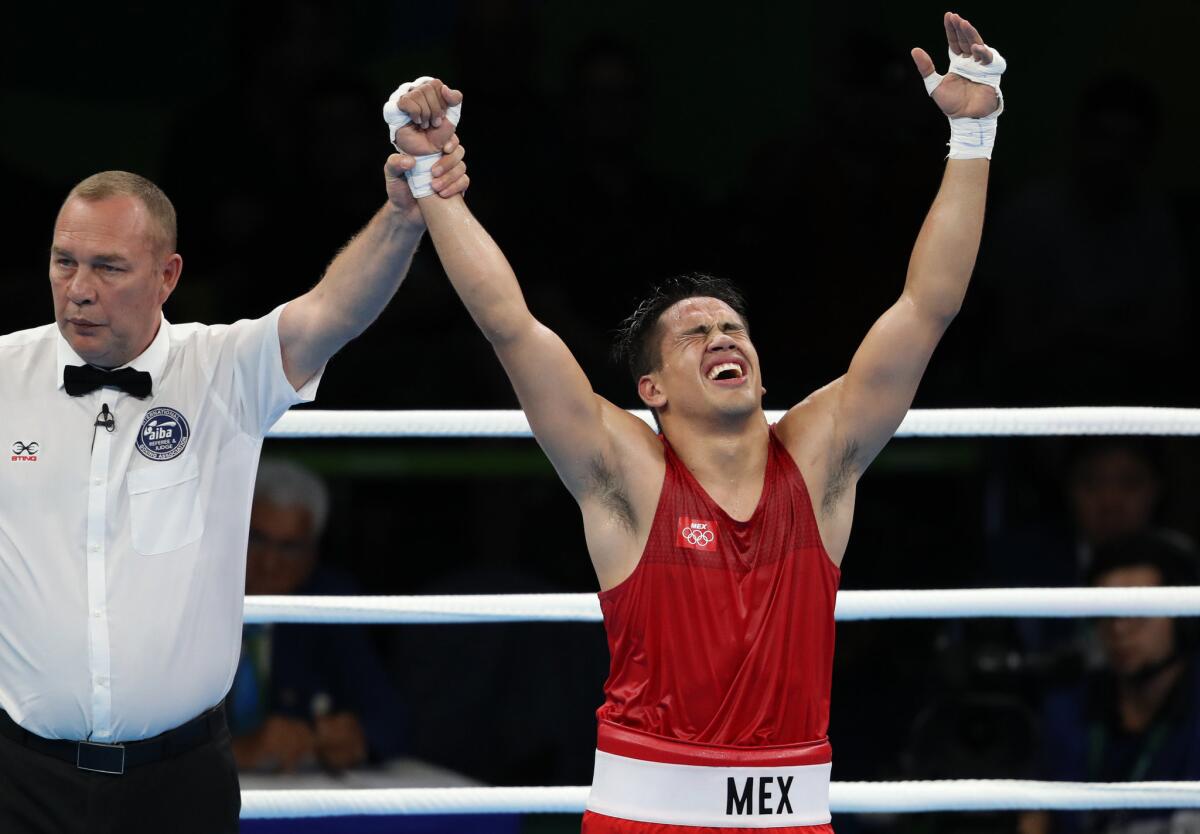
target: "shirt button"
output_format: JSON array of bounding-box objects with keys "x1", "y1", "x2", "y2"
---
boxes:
[
  {"x1": 92, "y1": 608, "x2": 103, "y2": 619},
  {"x1": 88, "y1": 544, "x2": 100, "y2": 553},
  {"x1": 92, "y1": 477, "x2": 102, "y2": 486},
  {"x1": 95, "y1": 675, "x2": 108, "y2": 687}
]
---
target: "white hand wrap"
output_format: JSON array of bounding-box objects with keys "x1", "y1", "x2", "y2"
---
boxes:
[
  {"x1": 382, "y1": 76, "x2": 463, "y2": 198},
  {"x1": 923, "y1": 46, "x2": 1006, "y2": 160}
]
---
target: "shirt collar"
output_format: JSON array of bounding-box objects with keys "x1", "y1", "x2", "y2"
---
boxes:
[{"x1": 56, "y1": 316, "x2": 171, "y2": 391}]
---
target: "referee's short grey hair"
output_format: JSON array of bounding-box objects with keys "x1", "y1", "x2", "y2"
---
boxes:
[{"x1": 253, "y1": 458, "x2": 331, "y2": 536}]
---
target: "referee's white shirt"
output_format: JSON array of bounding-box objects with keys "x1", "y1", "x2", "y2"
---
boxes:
[{"x1": 0, "y1": 305, "x2": 321, "y2": 742}]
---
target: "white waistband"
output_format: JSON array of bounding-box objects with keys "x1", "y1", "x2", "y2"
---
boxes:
[{"x1": 586, "y1": 749, "x2": 831, "y2": 828}]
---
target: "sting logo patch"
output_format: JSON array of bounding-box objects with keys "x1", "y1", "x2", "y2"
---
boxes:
[{"x1": 10, "y1": 441, "x2": 39, "y2": 462}]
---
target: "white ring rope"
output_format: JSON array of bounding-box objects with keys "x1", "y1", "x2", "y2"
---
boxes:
[
  {"x1": 239, "y1": 781, "x2": 1200, "y2": 817},
  {"x1": 244, "y1": 586, "x2": 1200, "y2": 624},
  {"x1": 250, "y1": 407, "x2": 1200, "y2": 817},
  {"x1": 268, "y1": 407, "x2": 1200, "y2": 438}
]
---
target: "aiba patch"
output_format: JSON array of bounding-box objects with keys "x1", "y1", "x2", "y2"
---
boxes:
[{"x1": 136, "y1": 407, "x2": 191, "y2": 461}]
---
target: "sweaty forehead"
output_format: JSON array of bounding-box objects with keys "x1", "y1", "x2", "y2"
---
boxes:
[
  {"x1": 659, "y1": 296, "x2": 744, "y2": 332},
  {"x1": 54, "y1": 195, "x2": 158, "y2": 258}
]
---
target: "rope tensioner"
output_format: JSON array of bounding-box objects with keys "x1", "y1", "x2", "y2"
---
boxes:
[
  {"x1": 240, "y1": 781, "x2": 1200, "y2": 818},
  {"x1": 244, "y1": 586, "x2": 1200, "y2": 624},
  {"x1": 269, "y1": 407, "x2": 1200, "y2": 438}
]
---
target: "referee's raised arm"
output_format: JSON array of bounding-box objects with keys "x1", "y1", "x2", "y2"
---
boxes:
[{"x1": 278, "y1": 78, "x2": 468, "y2": 390}]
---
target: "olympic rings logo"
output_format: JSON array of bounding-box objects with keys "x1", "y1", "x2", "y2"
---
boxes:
[
  {"x1": 681, "y1": 527, "x2": 715, "y2": 546},
  {"x1": 11, "y1": 442, "x2": 39, "y2": 455}
]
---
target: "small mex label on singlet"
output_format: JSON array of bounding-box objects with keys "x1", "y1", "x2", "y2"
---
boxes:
[{"x1": 677, "y1": 517, "x2": 718, "y2": 552}]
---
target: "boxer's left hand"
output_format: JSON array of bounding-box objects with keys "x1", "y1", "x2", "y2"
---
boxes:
[
  {"x1": 911, "y1": 12, "x2": 1000, "y2": 118},
  {"x1": 390, "y1": 78, "x2": 463, "y2": 156},
  {"x1": 384, "y1": 135, "x2": 469, "y2": 211}
]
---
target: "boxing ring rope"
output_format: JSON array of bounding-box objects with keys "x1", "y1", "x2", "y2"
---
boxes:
[
  {"x1": 244, "y1": 407, "x2": 1200, "y2": 818},
  {"x1": 240, "y1": 782, "x2": 1200, "y2": 818},
  {"x1": 269, "y1": 407, "x2": 1200, "y2": 438},
  {"x1": 244, "y1": 586, "x2": 1200, "y2": 624}
]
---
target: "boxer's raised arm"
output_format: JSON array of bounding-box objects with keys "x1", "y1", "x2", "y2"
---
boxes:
[
  {"x1": 420, "y1": 194, "x2": 653, "y2": 501},
  {"x1": 825, "y1": 157, "x2": 988, "y2": 469},
  {"x1": 782, "y1": 13, "x2": 1001, "y2": 490},
  {"x1": 278, "y1": 203, "x2": 426, "y2": 390}
]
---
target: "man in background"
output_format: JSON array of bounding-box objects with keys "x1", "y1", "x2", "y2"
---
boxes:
[
  {"x1": 230, "y1": 459, "x2": 404, "y2": 772},
  {"x1": 1021, "y1": 533, "x2": 1200, "y2": 834}
]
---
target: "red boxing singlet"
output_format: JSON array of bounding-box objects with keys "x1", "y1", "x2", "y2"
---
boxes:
[
  {"x1": 598, "y1": 426, "x2": 840, "y2": 745},
  {"x1": 584, "y1": 427, "x2": 840, "y2": 833}
]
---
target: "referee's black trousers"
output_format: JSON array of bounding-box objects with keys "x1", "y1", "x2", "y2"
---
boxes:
[{"x1": 0, "y1": 719, "x2": 240, "y2": 834}]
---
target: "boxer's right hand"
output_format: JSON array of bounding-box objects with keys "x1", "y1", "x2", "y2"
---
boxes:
[{"x1": 389, "y1": 78, "x2": 463, "y2": 157}]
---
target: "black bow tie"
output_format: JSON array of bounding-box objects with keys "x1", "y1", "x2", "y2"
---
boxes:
[{"x1": 63, "y1": 365, "x2": 153, "y2": 399}]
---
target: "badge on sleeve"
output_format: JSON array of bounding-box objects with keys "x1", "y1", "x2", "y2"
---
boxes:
[{"x1": 136, "y1": 407, "x2": 191, "y2": 461}]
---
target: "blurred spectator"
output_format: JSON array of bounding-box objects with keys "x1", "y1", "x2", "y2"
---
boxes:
[
  {"x1": 228, "y1": 459, "x2": 405, "y2": 772},
  {"x1": 992, "y1": 438, "x2": 1173, "y2": 591},
  {"x1": 1067, "y1": 438, "x2": 1165, "y2": 553},
  {"x1": 906, "y1": 693, "x2": 1036, "y2": 781},
  {"x1": 1021, "y1": 533, "x2": 1200, "y2": 834},
  {"x1": 976, "y1": 438, "x2": 1184, "y2": 681},
  {"x1": 981, "y1": 73, "x2": 1191, "y2": 406},
  {"x1": 884, "y1": 693, "x2": 1035, "y2": 834}
]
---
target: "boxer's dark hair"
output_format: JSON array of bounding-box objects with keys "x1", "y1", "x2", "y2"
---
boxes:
[{"x1": 614, "y1": 272, "x2": 749, "y2": 382}]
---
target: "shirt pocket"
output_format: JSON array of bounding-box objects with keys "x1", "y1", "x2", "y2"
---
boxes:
[{"x1": 126, "y1": 456, "x2": 205, "y2": 556}]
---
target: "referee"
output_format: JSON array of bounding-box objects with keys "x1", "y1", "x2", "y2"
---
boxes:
[{"x1": 0, "y1": 82, "x2": 465, "y2": 833}]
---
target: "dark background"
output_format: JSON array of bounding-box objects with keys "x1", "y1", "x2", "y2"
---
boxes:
[{"x1": 5, "y1": 1, "x2": 1200, "y2": 829}]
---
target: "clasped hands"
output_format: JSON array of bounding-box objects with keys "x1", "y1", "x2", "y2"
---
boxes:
[{"x1": 384, "y1": 78, "x2": 468, "y2": 209}]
